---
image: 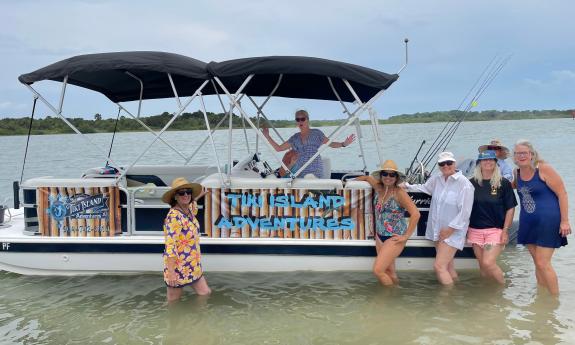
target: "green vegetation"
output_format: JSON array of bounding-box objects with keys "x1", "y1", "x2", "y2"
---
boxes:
[{"x1": 0, "y1": 109, "x2": 571, "y2": 136}]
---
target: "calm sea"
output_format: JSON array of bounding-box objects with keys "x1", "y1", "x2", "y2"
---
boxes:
[{"x1": 0, "y1": 118, "x2": 574, "y2": 344}]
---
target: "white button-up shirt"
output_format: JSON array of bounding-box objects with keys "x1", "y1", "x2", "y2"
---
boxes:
[{"x1": 406, "y1": 171, "x2": 475, "y2": 250}]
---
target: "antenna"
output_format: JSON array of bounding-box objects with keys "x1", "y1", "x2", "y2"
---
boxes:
[{"x1": 397, "y1": 38, "x2": 409, "y2": 74}]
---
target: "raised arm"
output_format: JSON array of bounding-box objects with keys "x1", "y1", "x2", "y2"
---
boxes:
[
  {"x1": 404, "y1": 175, "x2": 436, "y2": 195},
  {"x1": 355, "y1": 175, "x2": 381, "y2": 190},
  {"x1": 539, "y1": 163, "x2": 571, "y2": 236},
  {"x1": 262, "y1": 126, "x2": 291, "y2": 152},
  {"x1": 325, "y1": 134, "x2": 356, "y2": 148}
]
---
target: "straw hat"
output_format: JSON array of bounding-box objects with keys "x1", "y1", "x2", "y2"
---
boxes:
[
  {"x1": 478, "y1": 139, "x2": 509, "y2": 154},
  {"x1": 371, "y1": 160, "x2": 405, "y2": 180},
  {"x1": 161, "y1": 177, "x2": 202, "y2": 204}
]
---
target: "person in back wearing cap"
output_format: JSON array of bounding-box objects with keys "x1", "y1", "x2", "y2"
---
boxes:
[
  {"x1": 162, "y1": 177, "x2": 211, "y2": 302},
  {"x1": 479, "y1": 139, "x2": 513, "y2": 182},
  {"x1": 403, "y1": 152, "x2": 474, "y2": 286},
  {"x1": 356, "y1": 160, "x2": 420, "y2": 286},
  {"x1": 467, "y1": 150, "x2": 517, "y2": 284}
]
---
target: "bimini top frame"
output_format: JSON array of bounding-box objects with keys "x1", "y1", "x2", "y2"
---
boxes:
[
  {"x1": 18, "y1": 51, "x2": 229, "y2": 186},
  {"x1": 205, "y1": 51, "x2": 405, "y2": 179},
  {"x1": 18, "y1": 44, "x2": 408, "y2": 187}
]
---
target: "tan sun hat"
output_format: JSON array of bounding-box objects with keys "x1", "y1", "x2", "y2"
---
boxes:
[
  {"x1": 371, "y1": 160, "x2": 405, "y2": 180},
  {"x1": 161, "y1": 177, "x2": 202, "y2": 204},
  {"x1": 478, "y1": 139, "x2": 510, "y2": 154}
]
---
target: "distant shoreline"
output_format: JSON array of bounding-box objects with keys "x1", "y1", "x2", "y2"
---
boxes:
[{"x1": 0, "y1": 110, "x2": 571, "y2": 136}]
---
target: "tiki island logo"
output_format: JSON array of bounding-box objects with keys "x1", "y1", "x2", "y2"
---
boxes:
[
  {"x1": 48, "y1": 193, "x2": 110, "y2": 220},
  {"x1": 215, "y1": 191, "x2": 354, "y2": 231}
]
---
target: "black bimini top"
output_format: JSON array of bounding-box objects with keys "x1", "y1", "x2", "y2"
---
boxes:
[
  {"x1": 19, "y1": 53, "x2": 399, "y2": 103},
  {"x1": 207, "y1": 56, "x2": 399, "y2": 102},
  {"x1": 18, "y1": 51, "x2": 211, "y2": 103}
]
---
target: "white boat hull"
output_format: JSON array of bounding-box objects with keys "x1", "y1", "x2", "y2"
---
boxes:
[{"x1": 0, "y1": 208, "x2": 477, "y2": 276}]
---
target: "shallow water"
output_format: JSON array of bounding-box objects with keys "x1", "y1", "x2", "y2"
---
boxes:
[{"x1": 0, "y1": 118, "x2": 574, "y2": 344}]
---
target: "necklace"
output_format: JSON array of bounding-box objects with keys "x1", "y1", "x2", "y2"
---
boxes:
[{"x1": 176, "y1": 204, "x2": 192, "y2": 218}]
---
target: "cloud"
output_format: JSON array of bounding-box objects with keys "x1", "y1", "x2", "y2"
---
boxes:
[
  {"x1": 524, "y1": 70, "x2": 575, "y2": 88},
  {"x1": 0, "y1": 101, "x2": 28, "y2": 110}
]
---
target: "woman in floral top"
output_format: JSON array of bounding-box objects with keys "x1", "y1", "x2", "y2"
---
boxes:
[
  {"x1": 161, "y1": 177, "x2": 211, "y2": 302},
  {"x1": 356, "y1": 160, "x2": 420, "y2": 286}
]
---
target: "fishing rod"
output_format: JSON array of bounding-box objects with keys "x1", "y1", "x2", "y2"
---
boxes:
[
  {"x1": 407, "y1": 54, "x2": 511, "y2": 181},
  {"x1": 424, "y1": 55, "x2": 511, "y2": 176},
  {"x1": 417, "y1": 55, "x2": 500, "y2": 169}
]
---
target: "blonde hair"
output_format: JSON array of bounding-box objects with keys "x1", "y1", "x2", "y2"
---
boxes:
[
  {"x1": 473, "y1": 160, "x2": 502, "y2": 189},
  {"x1": 514, "y1": 139, "x2": 544, "y2": 168},
  {"x1": 295, "y1": 109, "x2": 309, "y2": 119}
]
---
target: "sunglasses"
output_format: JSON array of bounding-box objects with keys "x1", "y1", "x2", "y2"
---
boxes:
[
  {"x1": 487, "y1": 145, "x2": 502, "y2": 150},
  {"x1": 295, "y1": 117, "x2": 307, "y2": 122},
  {"x1": 380, "y1": 171, "x2": 398, "y2": 178},
  {"x1": 438, "y1": 161, "x2": 454, "y2": 167},
  {"x1": 176, "y1": 189, "x2": 193, "y2": 196}
]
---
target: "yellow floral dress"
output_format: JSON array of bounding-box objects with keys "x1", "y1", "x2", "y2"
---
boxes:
[{"x1": 163, "y1": 204, "x2": 203, "y2": 287}]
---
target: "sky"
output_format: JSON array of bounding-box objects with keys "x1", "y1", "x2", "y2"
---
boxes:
[{"x1": 0, "y1": 0, "x2": 573, "y2": 120}]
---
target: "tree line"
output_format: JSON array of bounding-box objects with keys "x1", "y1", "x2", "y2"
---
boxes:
[{"x1": 0, "y1": 109, "x2": 571, "y2": 136}]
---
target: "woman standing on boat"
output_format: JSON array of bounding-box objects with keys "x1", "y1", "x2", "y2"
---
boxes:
[
  {"x1": 404, "y1": 152, "x2": 474, "y2": 286},
  {"x1": 262, "y1": 110, "x2": 355, "y2": 178},
  {"x1": 513, "y1": 140, "x2": 570, "y2": 295},
  {"x1": 162, "y1": 178, "x2": 211, "y2": 301},
  {"x1": 467, "y1": 150, "x2": 517, "y2": 284},
  {"x1": 356, "y1": 160, "x2": 420, "y2": 286}
]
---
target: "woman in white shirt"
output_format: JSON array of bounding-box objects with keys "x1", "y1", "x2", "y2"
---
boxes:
[{"x1": 405, "y1": 152, "x2": 475, "y2": 285}]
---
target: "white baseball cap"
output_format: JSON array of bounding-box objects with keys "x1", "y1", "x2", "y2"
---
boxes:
[{"x1": 437, "y1": 151, "x2": 456, "y2": 163}]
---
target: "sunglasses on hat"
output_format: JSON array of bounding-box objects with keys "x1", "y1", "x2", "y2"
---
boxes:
[
  {"x1": 438, "y1": 161, "x2": 454, "y2": 167},
  {"x1": 176, "y1": 189, "x2": 193, "y2": 196}
]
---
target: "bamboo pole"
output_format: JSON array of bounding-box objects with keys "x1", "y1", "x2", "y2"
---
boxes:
[
  {"x1": 107, "y1": 187, "x2": 116, "y2": 237},
  {"x1": 58, "y1": 187, "x2": 69, "y2": 237},
  {"x1": 67, "y1": 187, "x2": 78, "y2": 237},
  {"x1": 114, "y1": 187, "x2": 121, "y2": 235},
  {"x1": 98, "y1": 187, "x2": 108, "y2": 237},
  {"x1": 364, "y1": 188, "x2": 374, "y2": 239},
  {"x1": 250, "y1": 189, "x2": 260, "y2": 238},
  {"x1": 358, "y1": 189, "x2": 365, "y2": 240},
  {"x1": 212, "y1": 188, "x2": 221, "y2": 238},
  {"x1": 260, "y1": 189, "x2": 269, "y2": 238},
  {"x1": 220, "y1": 188, "x2": 230, "y2": 238},
  {"x1": 37, "y1": 188, "x2": 47, "y2": 236},
  {"x1": 268, "y1": 188, "x2": 277, "y2": 238},
  {"x1": 230, "y1": 189, "x2": 241, "y2": 238},
  {"x1": 49, "y1": 187, "x2": 59, "y2": 237},
  {"x1": 241, "y1": 189, "x2": 250, "y2": 238},
  {"x1": 283, "y1": 188, "x2": 292, "y2": 239},
  {"x1": 351, "y1": 189, "x2": 358, "y2": 240},
  {"x1": 204, "y1": 188, "x2": 212, "y2": 237}
]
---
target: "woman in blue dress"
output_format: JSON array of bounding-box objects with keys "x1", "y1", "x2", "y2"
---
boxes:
[
  {"x1": 262, "y1": 110, "x2": 355, "y2": 178},
  {"x1": 357, "y1": 160, "x2": 420, "y2": 286},
  {"x1": 513, "y1": 140, "x2": 571, "y2": 295}
]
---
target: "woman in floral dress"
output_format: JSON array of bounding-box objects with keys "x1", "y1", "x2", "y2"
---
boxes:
[
  {"x1": 162, "y1": 177, "x2": 211, "y2": 301},
  {"x1": 356, "y1": 160, "x2": 420, "y2": 286}
]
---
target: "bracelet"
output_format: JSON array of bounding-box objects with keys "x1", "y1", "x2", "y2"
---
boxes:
[
  {"x1": 502, "y1": 227, "x2": 509, "y2": 231},
  {"x1": 342, "y1": 142, "x2": 346, "y2": 147}
]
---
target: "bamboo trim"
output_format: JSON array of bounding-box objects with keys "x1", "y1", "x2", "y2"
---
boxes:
[
  {"x1": 204, "y1": 188, "x2": 212, "y2": 237},
  {"x1": 241, "y1": 189, "x2": 250, "y2": 238}
]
